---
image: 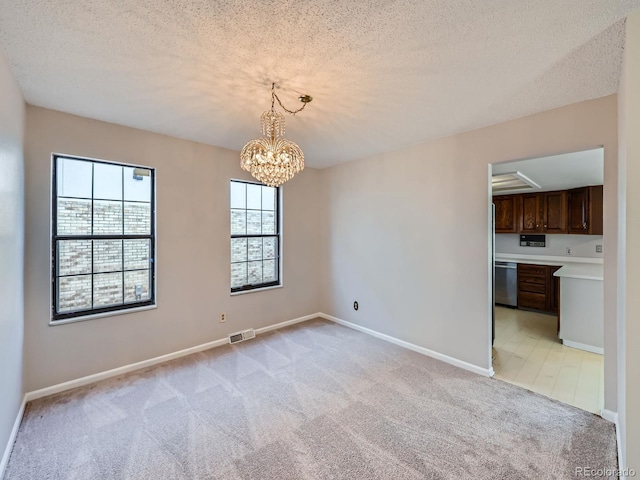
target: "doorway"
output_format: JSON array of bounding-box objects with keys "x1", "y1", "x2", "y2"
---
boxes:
[{"x1": 489, "y1": 148, "x2": 605, "y2": 414}]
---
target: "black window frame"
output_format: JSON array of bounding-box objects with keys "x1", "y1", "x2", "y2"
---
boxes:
[
  {"x1": 51, "y1": 154, "x2": 156, "y2": 322},
  {"x1": 230, "y1": 179, "x2": 281, "y2": 293}
]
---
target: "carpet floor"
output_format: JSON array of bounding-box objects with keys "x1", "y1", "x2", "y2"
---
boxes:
[{"x1": 5, "y1": 319, "x2": 617, "y2": 479}]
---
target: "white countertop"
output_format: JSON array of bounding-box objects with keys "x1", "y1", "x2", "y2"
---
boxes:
[
  {"x1": 495, "y1": 253, "x2": 603, "y2": 266},
  {"x1": 553, "y1": 264, "x2": 603, "y2": 281}
]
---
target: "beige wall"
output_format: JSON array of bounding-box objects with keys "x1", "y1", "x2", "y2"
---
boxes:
[
  {"x1": 0, "y1": 50, "x2": 25, "y2": 464},
  {"x1": 320, "y1": 95, "x2": 619, "y2": 408},
  {"x1": 19, "y1": 83, "x2": 630, "y2": 465},
  {"x1": 23, "y1": 106, "x2": 323, "y2": 392},
  {"x1": 618, "y1": 10, "x2": 640, "y2": 472}
]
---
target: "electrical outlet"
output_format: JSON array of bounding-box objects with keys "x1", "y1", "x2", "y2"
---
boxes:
[
  {"x1": 353, "y1": 301, "x2": 359, "y2": 311},
  {"x1": 596, "y1": 245, "x2": 603, "y2": 253},
  {"x1": 565, "y1": 247, "x2": 572, "y2": 256},
  {"x1": 220, "y1": 313, "x2": 226, "y2": 323}
]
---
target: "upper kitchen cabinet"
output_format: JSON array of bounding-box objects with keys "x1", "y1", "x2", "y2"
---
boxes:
[
  {"x1": 567, "y1": 186, "x2": 603, "y2": 235},
  {"x1": 520, "y1": 194, "x2": 540, "y2": 233},
  {"x1": 518, "y1": 191, "x2": 568, "y2": 234},
  {"x1": 542, "y1": 191, "x2": 567, "y2": 233},
  {"x1": 493, "y1": 195, "x2": 519, "y2": 233}
]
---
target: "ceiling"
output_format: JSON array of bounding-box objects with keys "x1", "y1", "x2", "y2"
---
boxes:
[
  {"x1": 0, "y1": 1, "x2": 638, "y2": 169},
  {"x1": 492, "y1": 148, "x2": 604, "y2": 194}
]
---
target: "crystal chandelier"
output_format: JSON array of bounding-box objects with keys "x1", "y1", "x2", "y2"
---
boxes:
[{"x1": 241, "y1": 83, "x2": 312, "y2": 187}]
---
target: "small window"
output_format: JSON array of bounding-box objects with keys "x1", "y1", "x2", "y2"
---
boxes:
[
  {"x1": 230, "y1": 180, "x2": 280, "y2": 292},
  {"x1": 52, "y1": 154, "x2": 156, "y2": 321}
]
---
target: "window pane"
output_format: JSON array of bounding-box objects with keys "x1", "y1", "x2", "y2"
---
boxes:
[
  {"x1": 57, "y1": 157, "x2": 92, "y2": 199},
  {"x1": 262, "y1": 186, "x2": 275, "y2": 211},
  {"x1": 263, "y1": 260, "x2": 276, "y2": 282},
  {"x1": 247, "y1": 211, "x2": 261, "y2": 234},
  {"x1": 124, "y1": 270, "x2": 150, "y2": 303},
  {"x1": 229, "y1": 181, "x2": 279, "y2": 291},
  {"x1": 262, "y1": 211, "x2": 276, "y2": 234},
  {"x1": 57, "y1": 198, "x2": 91, "y2": 235},
  {"x1": 58, "y1": 240, "x2": 92, "y2": 276},
  {"x1": 58, "y1": 275, "x2": 92, "y2": 312},
  {"x1": 248, "y1": 261, "x2": 262, "y2": 284},
  {"x1": 124, "y1": 202, "x2": 151, "y2": 235},
  {"x1": 124, "y1": 167, "x2": 151, "y2": 202},
  {"x1": 248, "y1": 238, "x2": 262, "y2": 261},
  {"x1": 231, "y1": 263, "x2": 247, "y2": 288},
  {"x1": 94, "y1": 240, "x2": 122, "y2": 273},
  {"x1": 231, "y1": 238, "x2": 247, "y2": 263},
  {"x1": 93, "y1": 272, "x2": 123, "y2": 307},
  {"x1": 231, "y1": 209, "x2": 246, "y2": 235},
  {"x1": 124, "y1": 239, "x2": 150, "y2": 271},
  {"x1": 53, "y1": 156, "x2": 155, "y2": 320},
  {"x1": 94, "y1": 200, "x2": 123, "y2": 235},
  {"x1": 230, "y1": 181, "x2": 246, "y2": 209},
  {"x1": 247, "y1": 184, "x2": 262, "y2": 209},
  {"x1": 263, "y1": 237, "x2": 277, "y2": 259},
  {"x1": 93, "y1": 163, "x2": 123, "y2": 200}
]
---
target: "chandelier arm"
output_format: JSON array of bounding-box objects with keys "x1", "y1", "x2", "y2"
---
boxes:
[{"x1": 272, "y1": 92, "x2": 308, "y2": 115}]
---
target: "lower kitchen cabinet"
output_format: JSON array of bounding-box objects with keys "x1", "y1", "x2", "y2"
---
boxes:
[{"x1": 517, "y1": 263, "x2": 561, "y2": 315}]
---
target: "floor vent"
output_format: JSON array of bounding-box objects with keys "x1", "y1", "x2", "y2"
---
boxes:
[{"x1": 229, "y1": 329, "x2": 256, "y2": 344}]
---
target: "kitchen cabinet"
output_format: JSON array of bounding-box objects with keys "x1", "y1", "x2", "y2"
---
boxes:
[
  {"x1": 517, "y1": 263, "x2": 561, "y2": 315},
  {"x1": 493, "y1": 195, "x2": 519, "y2": 233},
  {"x1": 548, "y1": 266, "x2": 561, "y2": 314},
  {"x1": 519, "y1": 194, "x2": 540, "y2": 233},
  {"x1": 567, "y1": 186, "x2": 603, "y2": 235},
  {"x1": 518, "y1": 191, "x2": 567, "y2": 234},
  {"x1": 493, "y1": 185, "x2": 602, "y2": 235},
  {"x1": 517, "y1": 263, "x2": 547, "y2": 311},
  {"x1": 542, "y1": 191, "x2": 567, "y2": 233}
]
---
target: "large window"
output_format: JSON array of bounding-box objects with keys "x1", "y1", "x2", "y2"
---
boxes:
[
  {"x1": 230, "y1": 180, "x2": 280, "y2": 292},
  {"x1": 52, "y1": 155, "x2": 155, "y2": 322}
]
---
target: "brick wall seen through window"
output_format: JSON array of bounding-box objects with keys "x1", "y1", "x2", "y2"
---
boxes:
[
  {"x1": 230, "y1": 180, "x2": 280, "y2": 292},
  {"x1": 52, "y1": 155, "x2": 155, "y2": 321}
]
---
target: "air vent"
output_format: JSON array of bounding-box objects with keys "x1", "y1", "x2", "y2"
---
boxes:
[
  {"x1": 492, "y1": 171, "x2": 541, "y2": 193},
  {"x1": 229, "y1": 329, "x2": 256, "y2": 344}
]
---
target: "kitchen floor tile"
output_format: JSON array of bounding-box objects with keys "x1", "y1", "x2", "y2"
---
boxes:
[{"x1": 493, "y1": 306, "x2": 604, "y2": 414}]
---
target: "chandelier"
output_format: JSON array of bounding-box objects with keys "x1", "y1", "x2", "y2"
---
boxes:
[{"x1": 241, "y1": 83, "x2": 313, "y2": 187}]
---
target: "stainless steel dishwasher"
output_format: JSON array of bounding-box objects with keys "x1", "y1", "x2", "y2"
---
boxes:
[{"x1": 495, "y1": 261, "x2": 517, "y2": 307}]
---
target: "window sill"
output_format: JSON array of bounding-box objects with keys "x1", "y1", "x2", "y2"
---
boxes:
[
  {"x1": 49, "y1": 304, "x2": 157, "y2": 326},
  {"x1": 230, "y1": 284, "x2": 283, "y2": 296}
]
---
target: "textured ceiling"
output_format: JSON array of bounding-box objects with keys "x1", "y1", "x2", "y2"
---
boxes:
[{"x1": 0, "y1": 1, "x2": 638, "y2": 168}]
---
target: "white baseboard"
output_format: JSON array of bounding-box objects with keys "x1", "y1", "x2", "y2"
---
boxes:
[
  {"x1": 25, "y1": 313, "x2": 321, "y2": 402},
  {"x1": 617, "y1": 420, "x2": 625, "y2": 473},
  {"x1": 254, "y1": 313, "x2": 320, "y2": 335},
  {"x1": 600, "y1": 410, "x2": 623, "y2": 471},
  {"x1": 562, "y1": 340, "x2": 604, "y2": 355},
  {"x1": 25, "y1": 337, "x2": 226, "y2": 401},
  {"x1": 319, "y1": 313, "x2": 494, "y2": 377},
  {"x1": 0, "y1": 395, "x2": 27, "y2": 479},
  {"x1": 601, "y1": 409, "x2": 617, "y2": 424}
]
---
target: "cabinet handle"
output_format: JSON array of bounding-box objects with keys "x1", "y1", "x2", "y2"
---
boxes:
[
  {"x1": 583, "y1": 223, "x2": 587, "y2": 229},
  {"x1": 536, "y1": 224, "x2": 539, "y2": 228},
  {"x1": 544, "y1": 224, "x2": 547, "y2": 228}
]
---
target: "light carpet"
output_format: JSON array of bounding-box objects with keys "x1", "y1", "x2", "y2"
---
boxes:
[{"x1": 5, "y1": 318, "x2": 617, "y2": 479}]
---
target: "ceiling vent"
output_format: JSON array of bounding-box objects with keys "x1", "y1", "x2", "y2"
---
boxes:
[
  {"x1": 229, "y1": 329, "x2": 256, "y2": 344},
  {"x1": 492, "y1": 171, "x2": 541, "y2": 193}
]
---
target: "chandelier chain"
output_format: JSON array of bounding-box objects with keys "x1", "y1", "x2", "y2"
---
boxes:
[{"x1": 271, "y1": 82, "x2": 308, "y2": 115}]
